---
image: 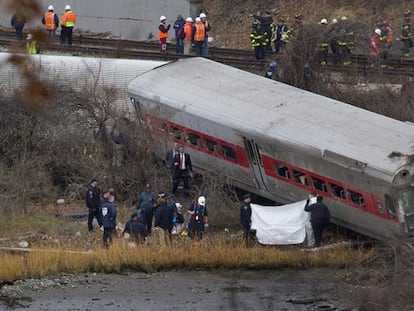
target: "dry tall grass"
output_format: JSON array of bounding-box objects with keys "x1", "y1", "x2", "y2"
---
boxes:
[{"x1": 0, "y1": 240, "x2": 374, "y2": 283}]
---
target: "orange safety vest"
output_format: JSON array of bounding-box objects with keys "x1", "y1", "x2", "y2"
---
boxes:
[
  {"x1": 44, "y1": 12, "x2": 56, "y2": 30},
  {"x1": 62, "y1": 11, "x2": 76, "y2": 27},
  {"x1": 386, "y1": 26, "x2": 393, "y2": 43},
  {"x1": 158, "y1": 22, "x2": 169, "y2": 39},
  {"x1": 194, "y1": 22, "x2": 205, "y2": 41},
  {"x1": 184, "y1": 22, "x2": 192, "y2": 41}
]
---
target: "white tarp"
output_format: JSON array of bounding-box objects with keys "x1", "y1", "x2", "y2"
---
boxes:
[{"x1": 251, "y1": 200, "x2": 309, "y2": 245}]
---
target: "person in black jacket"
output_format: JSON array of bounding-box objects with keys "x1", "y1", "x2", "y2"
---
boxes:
[
  {"x1": 86, "y1": 178, "x2": 102, "y2": 232},
  {"x1": 11, "y1": 13, "x2": 26, "y2": 41},
  {"x1": 123, "y1": 211, "x2": 147, "y2": 244},
  {"x1": 304, "y1": 195, "x2": 330, "y2": 247},
  {"x1": 155, "y1": 196, "x2": 174, "y2": 246},
  {"x1": 101, "y1": 194, "x2": 117, "y2": 248},
  {"x1": 240, "y1": 193, "x2": 252, "y2": 247},
  {"x1": 172, "y1": 145, "x2": 193, "y2": 197}
]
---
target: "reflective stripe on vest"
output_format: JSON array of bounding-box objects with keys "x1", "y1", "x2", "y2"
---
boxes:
[
  {"x1": 44, "y1": 12, "x2": 56, "y2": 30},
  {"x1": 194, "y1": 23, "x2": 205, "y2": 41}
]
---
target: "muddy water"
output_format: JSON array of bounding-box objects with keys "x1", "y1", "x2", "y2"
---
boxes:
[{"x1": 2, "y1": 269, "x2": 358, "y2": 311}]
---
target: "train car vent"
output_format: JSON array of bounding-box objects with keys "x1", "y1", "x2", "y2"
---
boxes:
[{"x1": 322, "y1": 149, "x2": 367, "y2": 172}]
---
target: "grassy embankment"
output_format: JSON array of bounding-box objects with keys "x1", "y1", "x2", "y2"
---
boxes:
[{"x1": 0, "y1": 207, "x2": 376, "y2": 283}]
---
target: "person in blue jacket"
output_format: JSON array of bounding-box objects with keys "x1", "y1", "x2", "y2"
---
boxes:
[
  {"x1": 101, "y1": 194, "x2": 117, "y2": 248},
  {"x1": 173, "y1": 14, "x2": 185, "y2": 54}
]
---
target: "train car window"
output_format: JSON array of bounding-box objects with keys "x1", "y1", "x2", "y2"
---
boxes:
[
  {"x1": 330, "y1": 183, "x2": 345, "y2": 199},
  {"x1": 187, "y1": 133, "x2": 200, "y2": 146},
  {"x1": 384, "y1": 194, "x2": 396, "y2": 217},
  {"x1": 275, "y1": 164, "x2": 290, "y2": 179},
  {"x1": 292, "y1": 170, "x2": 308, "y2": 185},
  {"x1": 376, "y1": 200, "x2": 384, "y2": 214},
  {"x1": 222, "y1": 144, "x2": 237, "y2": 160},
  {"x1": 349, "y1": 190, "x2": 365, "y2": 207},
  {"x1": 205, "y1": 138, "x2": 219, "y2": 153},
  {"x1": 171, "y1": 127, "x2": 183, "y2": 140},
  {"x1": 311, "y1": 177, "x2": 327, "y2": 192}
]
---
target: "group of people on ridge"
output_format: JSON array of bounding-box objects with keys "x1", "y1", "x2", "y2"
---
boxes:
[{"x1": 159, "y1": 11, "x2": 211, "y2": 56}]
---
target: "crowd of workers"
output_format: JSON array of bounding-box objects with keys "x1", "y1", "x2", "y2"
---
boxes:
[
  {"x1": 249, "y1": 9, "x2": 413, "y2": 69},
  {"x1": 10, "y1": 4, "x2": 414, "y2": 67},
  {"x1": 11, "y1": 4, "x2": 76, "y2": 54},
  {"x1": 159, "y1": 11, "x2": 211, "y2": 56}
]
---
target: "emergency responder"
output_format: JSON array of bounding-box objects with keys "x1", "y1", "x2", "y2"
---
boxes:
[
  {"x1": 369, "y1": 28, "x2": 383, "y2": 68},
  {"x1": 317, "y1": 18, "x2": 329, "y2": 65},
  {"x1": 240, "y1": 193, "x2": 252, "y2": 247},
  {"x1": 199, "y1": 12, "x2": 211, "y2": 57},
  {"x1": 250, "y1": 21, "x2": 268, "y2": 60},
  {"x1": 329, "y1": 18, "x2": 340, "y2": 65},
  {"x1": 136, "y1": 183, "x2": 158, "y2": 235},
  {"x1": 381, "y1": 20, "x2": 393, "y2": 68},
  {"x1": 101, "y1": 194, "x2": 117, "y2": 248},
  {"x1": 188, "y1": 196, "x2": 208, "y2": 245},
  {"x1": 337, "y1": 16, "x2": 354, "y2": 66},
  {"x1": 183, "y1": 17, "x2": 194, "y2": 55},
  {"x1": 252, "y1": 11, "x2": 273, "y2": 52},
  {"x1": 42, "y1": 5, "x2": 59, "y2": 37},
  {"x1": 86, "y1": 177, "x2": 102, "y2": 232},
  {"x1": 26, "y1": 33, "x2": 39, "y2": 54},
  {"x1": 60, "y1": 5, "x2": 76, "y2": 46},
  {"x1": 273, "y1": 18, "x2": 288, "y2": 54},
  {"x1": 304, "y1": 196, "x2": 330, "y2": 248},
  {"x1": 400, "y1": 11, "x2": 413, "y2": 57},
  {"x1": 192, "y1": 17, "x2": 205, "y2": 56},
  {"x1": 159, "y1": 15, "x2": 170, "y2": 54}
]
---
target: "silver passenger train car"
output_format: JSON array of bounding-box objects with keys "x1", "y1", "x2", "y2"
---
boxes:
[{"x1": 128, "y1": 57, "x2": 414, "y2": 241}]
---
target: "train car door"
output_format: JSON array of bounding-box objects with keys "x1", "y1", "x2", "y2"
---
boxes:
[{"x1": 243, "y1": 137, "x2": 269, "y2": 190}]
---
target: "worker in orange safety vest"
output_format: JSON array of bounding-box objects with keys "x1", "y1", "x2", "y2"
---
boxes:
[
  {"x1": 158, "y1": 15, "x2": 171, "y2": 54},
  {"x1": 60, "y1": 5, "x2": 76, "y2": 46},
  {"x1": 41, "y1": 5, "x2": 59, "y2": 37}
]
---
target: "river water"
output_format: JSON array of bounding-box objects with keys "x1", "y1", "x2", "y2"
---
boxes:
[{"x1": 1, "y1": 269, "x2": 360, "y2": 311}]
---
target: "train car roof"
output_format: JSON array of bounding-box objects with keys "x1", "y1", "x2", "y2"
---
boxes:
[
  {"x1": 0, "y1": 52, "x2": 167, "y2": 91},
  {"x1": 128, "y1": 57, "x2": 414, "y2": 176}
]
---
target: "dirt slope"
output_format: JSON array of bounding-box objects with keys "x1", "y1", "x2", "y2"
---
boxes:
[{"x1": 204, "y1": 0, "x2": 409, "y2": 50}]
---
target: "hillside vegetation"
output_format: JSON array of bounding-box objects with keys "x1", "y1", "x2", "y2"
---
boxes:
[{"x1": 205, "y1": 0, "x2": 410, "y2": 50}]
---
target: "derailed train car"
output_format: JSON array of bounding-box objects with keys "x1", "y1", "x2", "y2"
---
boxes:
[
  {"x1": 0, "y1": 52, "x2": 166, "y2": 113},
  {"x1": 128, "y1": 57, "x2": 414, "y2": 241}
]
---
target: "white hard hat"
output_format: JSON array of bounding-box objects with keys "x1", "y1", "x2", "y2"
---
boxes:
[
  {"x1": 195, "y1": 17, "x2": 201, "y2": 22},
  {"x1": 160, "y1": 15, "x2": 166, "y2": 21},
  {"x1": 375, "y1": 28, "x2": 381, "y2": 35},
  {"x1": 26, "y1": 33, "x2": 33, "y2": 40},
  {"x1": 332, "y1": 18, "x2": 338, "y2": 24},
  {"x1": 186, "y1": 17, "x2": 193, "y2": 22},
  {"x1": 65, "y1": 5, "x2": 71, "y2": 11},
  {"x1": 47, "y1": 5, "x2": 54, "y2": 11},
  {"x1": 198, "y1": 196, "x2": 206, "y2": 206},
  {"x1": 199, "y1": 13, "x2": 207, "y2": 18},
  {"x1": 320, "y1": 18, "x2": 328, "y2": 25},
  {"x1": 340, "y1": 16, "x2": 347, "y2": 21}
]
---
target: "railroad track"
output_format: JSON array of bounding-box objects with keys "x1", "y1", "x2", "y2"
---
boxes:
[{"x1": 0, "y1": 29, "x2": 413, "y2": 80}]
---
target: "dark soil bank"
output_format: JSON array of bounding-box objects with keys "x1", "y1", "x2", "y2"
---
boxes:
[{"x1": 1, "y1": 269, "x2": 360, "y2": 311}]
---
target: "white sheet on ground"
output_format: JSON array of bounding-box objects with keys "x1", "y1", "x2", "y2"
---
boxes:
[{"x1": 251, "y1": 200, "x2": 309, "y2": 245}]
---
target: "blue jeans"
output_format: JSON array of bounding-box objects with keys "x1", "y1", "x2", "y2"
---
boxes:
[
  {"x1": 176, "y1": 38, "x2": 184, "y2": 54},
  {"x1": 203, "y1": 37, "x2": 209, "y2": 57}
]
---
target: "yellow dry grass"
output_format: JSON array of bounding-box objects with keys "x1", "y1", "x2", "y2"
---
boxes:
[{"x1": 0, "y1": 239, "x2": 375, "y2": 282}]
